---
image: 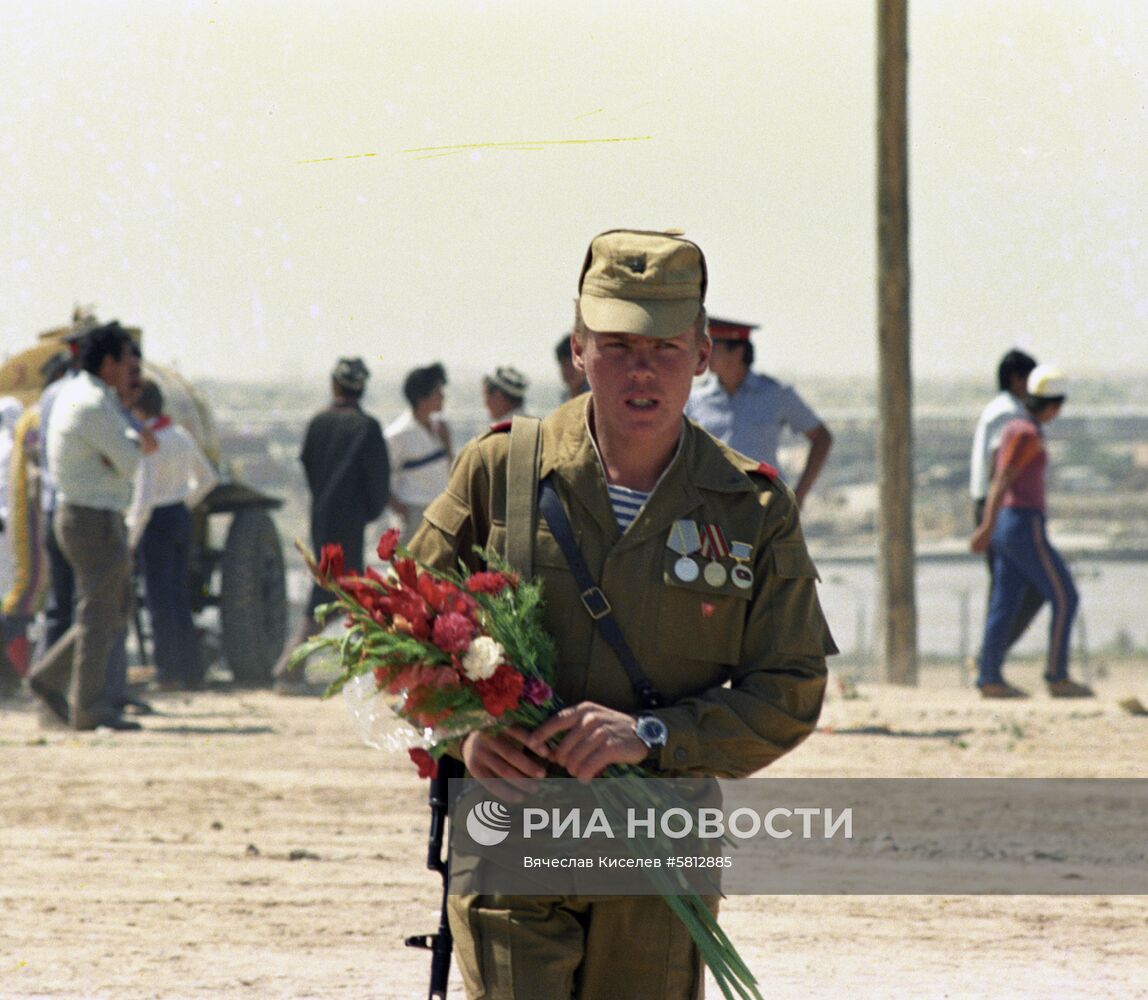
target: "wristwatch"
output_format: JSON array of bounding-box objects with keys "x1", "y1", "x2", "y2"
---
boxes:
[{"x1": 634, "y1": 715, "x2": 669, "y2": 758}]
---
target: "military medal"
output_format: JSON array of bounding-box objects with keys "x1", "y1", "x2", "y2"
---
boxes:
[
  {"x1": 667, "y1": 519, "x2": 701, "y2": 583},
  {"x1": 699, "y1": 523, "x2": 730, "y2": 588},
  {"x1": 730, "y1": 540, "x2": 754, "y2": 590}
]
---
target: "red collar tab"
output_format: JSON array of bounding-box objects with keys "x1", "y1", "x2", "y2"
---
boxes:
[{"x1": 755, "y1": 461, "x2": 778, "y2": 480}]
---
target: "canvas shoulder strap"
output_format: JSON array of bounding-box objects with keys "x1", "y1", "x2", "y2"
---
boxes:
[
  {"x1": 536, "y1": 476, "x2": 665, "y2": 710},
  {"x1": 505, "y1": 414, "x2": 543, "y2": 579}
]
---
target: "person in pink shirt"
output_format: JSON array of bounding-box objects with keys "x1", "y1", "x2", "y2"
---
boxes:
[{"x1": 970, "y1": 365, "x2": 1092, "y2": 699}]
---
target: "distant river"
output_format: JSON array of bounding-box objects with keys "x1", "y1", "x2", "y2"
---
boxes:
[{"x1": 816, "y1": 556, "x2": 1147, "y2": 662}]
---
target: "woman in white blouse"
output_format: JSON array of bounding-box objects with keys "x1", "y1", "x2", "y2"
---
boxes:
[{"x1": 384, "y1": 363, "x2": 452, "y2": 544}]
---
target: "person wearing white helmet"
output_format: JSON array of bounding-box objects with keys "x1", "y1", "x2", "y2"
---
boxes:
[{"x1": 970, "y1": 364, "x2": 1092, "y2": 698}]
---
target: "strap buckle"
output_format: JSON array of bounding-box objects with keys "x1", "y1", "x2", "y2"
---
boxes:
[{"x1": 580, "y1": 586, "x2": 612, "y2": 620}]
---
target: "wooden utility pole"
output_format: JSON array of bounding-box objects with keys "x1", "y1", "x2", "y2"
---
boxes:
[{"x1": 877, "y1": 0, "x2": 918, "y2": 684}]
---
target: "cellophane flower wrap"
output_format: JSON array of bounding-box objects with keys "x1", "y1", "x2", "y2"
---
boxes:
[{"x1": 293, "y1": 529, "x2": 763, "y2": 1000}]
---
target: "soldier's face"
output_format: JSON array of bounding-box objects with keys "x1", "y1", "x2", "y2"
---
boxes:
[{"x1": 574, "y1": 326, "x2": 709, "y2": 445}]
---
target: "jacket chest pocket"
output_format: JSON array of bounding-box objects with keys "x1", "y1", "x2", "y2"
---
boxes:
[{"x1": 656, "y1": 548, "x2": 749, "y2": 667}]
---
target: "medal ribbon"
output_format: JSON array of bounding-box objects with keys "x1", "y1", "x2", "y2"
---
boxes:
[
  {"x1": 699, "y1": 523, "x2": 729, "y2": 561},
  {"x1": 667, "y1": 519, "x2": 701, "y2": 556}
]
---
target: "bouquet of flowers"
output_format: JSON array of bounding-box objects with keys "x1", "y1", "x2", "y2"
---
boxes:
[{"x1": 294, "y1": 528, "x2": 762, "y2": 1000}]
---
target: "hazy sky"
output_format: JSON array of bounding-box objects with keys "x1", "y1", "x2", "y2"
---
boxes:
[{"x1": 4, "y1": 1, "x2": 1147, "y2": 388}]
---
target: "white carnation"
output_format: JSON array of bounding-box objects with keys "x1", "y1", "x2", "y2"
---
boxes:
[{"x1": 461, "y1": 635, "x2": 504, "y2": 681}]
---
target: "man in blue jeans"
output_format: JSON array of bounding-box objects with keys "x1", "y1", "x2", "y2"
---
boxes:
[{"x1": 970, "y1": 365, "x2": 1092, "y2": 699}]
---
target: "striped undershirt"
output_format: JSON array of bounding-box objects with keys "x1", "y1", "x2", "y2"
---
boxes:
[{"x1": 607, "y1": 483, "x2": 650, "y2": 532}]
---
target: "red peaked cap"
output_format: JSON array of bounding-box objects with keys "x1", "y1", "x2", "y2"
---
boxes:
[{"x1": 707, "y1": 316, "x2": 759, "y2": 342}]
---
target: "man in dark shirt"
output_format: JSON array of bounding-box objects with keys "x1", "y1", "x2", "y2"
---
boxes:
[{"x1": 273, "y1": 357, "x2": 390, "y2": 692}]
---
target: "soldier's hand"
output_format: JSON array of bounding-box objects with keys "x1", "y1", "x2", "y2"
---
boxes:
[
  {"x1": 525, "y1": 702, "x2": 648, "y2": 783},
  {"x1": 139, "y1": 428, "x2": 158, "y2": 455},
  {"x1": 461, "y1": 726, "x2": 546, "y2": 801}
]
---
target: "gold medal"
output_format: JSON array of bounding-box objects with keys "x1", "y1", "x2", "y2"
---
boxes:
[
  {"x1": 703, "y1": 561, "x2": 727, "y2": 587},
  {"x1": 699, "y1": 523, "x2": 731, "y2": 588}
]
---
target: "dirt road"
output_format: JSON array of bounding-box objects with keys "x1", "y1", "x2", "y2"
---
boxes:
[{"x1": 2, "y1": 657, "x2": 1146, "y2": 999}]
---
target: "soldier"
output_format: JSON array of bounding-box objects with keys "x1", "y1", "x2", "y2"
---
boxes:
[{"x1": 409, "y1": 229, "x2": 833, "y2": 999}]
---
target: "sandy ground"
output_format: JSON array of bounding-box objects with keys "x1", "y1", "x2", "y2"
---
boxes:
[{"x1": 2, "y1": 656, "x2": 1147, "y2": 1000}]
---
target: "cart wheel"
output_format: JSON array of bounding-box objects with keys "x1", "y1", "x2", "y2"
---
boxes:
[{"x1": 220, "y1": 508, "x2": 288, "y2": 685}]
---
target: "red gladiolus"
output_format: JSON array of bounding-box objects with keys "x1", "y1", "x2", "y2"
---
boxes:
[
  {"x1": 474, "y1": 663, "x2": 525, "y2": 717},
  {"x1": 465, "y1": 571, "x2": 513, "y2": 595},
  {"x1": 338, "y1": 574, "x2": 383, "y2": 611},
  {"x1": 408, "y1": 747, "x2": 438, "y2": 779},
  {"x1": 317, "y1": 544, "x2": 345, "y2": 584},
  {"x1": 377, "y1": 528, "x2": 401, "y2": 562},
  {"x1": 392, "y1": 558, "x2": 419, "y2": 591},
  {"x1": 418, "y1": 573, "x2": 460, "y2": 614}
]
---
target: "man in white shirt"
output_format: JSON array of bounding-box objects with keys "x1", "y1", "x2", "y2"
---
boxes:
[{"x1": 27, "y1": 322, "x2": 156, "y2": 730}]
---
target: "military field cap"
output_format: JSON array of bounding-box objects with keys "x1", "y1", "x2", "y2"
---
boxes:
[
  {"x1": 707, "y1": 316, "x2": 759, "y2": 342},
  {"x1": 333, "y1": 356, "x2": 370, "y2": 391},
  {"x1": 1027, "y1": 364, "x2": 1067, "y2": 400},
  {"x1": 578, "y1": 228, "x2": 707, "y2": 339},
  {"x1": 485, "y1": 365, "x2": 529, "y2": 400}
]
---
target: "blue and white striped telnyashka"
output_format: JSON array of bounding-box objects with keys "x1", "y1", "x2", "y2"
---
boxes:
[{"x1": 606, "y1": 483, "x2": 650, "y2": 533}]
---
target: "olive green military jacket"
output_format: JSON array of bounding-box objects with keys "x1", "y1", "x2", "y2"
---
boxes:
[{"x1": 409, "y1": 394, "x2": 834, "y2": 779}]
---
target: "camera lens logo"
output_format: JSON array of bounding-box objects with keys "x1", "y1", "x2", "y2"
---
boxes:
[{"x1": 466, "y1": 800, "x2": 512, "y2": 846}]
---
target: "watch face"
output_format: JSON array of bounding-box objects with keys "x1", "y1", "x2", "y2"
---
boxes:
[{"x1": 637, "y1": 716, "x2": 668, "y2": 748}]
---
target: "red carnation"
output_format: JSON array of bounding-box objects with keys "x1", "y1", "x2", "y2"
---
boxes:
[
  {"x1": 377, "y1": 528, "x2": 401, "y2": 562},
  {"x1": 317, "y1": 544, "x2": 345, "y2": 584},
  {"x1": 431, "y1": 612, "x2": 476, "y2": 654},
  {"x1": 465, "y1": 571, "x2": 513, "y2": 595},
  {"x1": 408, "y1": 747, "x2": 439, "y2": 779},
  {"x1": 474, "y1": 663, "x2": 525, "y2": 717}
]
